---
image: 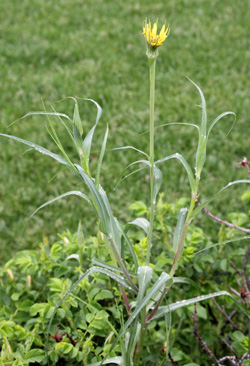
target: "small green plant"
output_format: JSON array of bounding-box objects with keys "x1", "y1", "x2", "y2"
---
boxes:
[{"x1": 1, "y1": 21, "x2": 250, "y2": 365}]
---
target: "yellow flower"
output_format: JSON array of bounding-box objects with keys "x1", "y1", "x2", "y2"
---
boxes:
[{"x1": 143, "y1": 21, "x2": 170, "y2": 49}]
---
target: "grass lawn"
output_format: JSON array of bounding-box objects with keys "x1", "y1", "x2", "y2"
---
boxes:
[{"x1": 0, "y1": 0, "x2": 249, "y2": 263}]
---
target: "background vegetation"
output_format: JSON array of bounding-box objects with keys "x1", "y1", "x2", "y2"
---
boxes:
[{"x1": 0, "y1": 0, "x2": 249, "y2": 263}]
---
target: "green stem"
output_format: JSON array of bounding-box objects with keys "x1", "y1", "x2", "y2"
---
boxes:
[{"x1": 146, "y1": 57, "x2": 156, "y2": 266}]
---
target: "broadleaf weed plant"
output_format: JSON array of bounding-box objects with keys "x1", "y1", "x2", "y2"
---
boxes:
[{"x1": 1, "y1": 21, "x2": 250, "y2": 365}]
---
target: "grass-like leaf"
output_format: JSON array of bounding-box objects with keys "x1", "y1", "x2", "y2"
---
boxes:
[
  {"x1": 155, "y1": 153, "x2": 196, "y2": 194},
  {"x1": 173, "y1": 208, "x2": 188, "y2": 254},
  {"x1": 208, "y1": 111, "x2": 236, "y2": 137},
  {"x1": 96, "y1": 124, "x2": 109, "y2": 188},
  {"x1": 8, "y1": 111, "x2": 73, "y2": 128},
  {"x1": 123, "y1": 272, "x2": 172, "y2": 332},
  {"x1": 112, "y1": 145, "x2": 148, "y2": 158},
  {"x1": 151, "y1": 291, "x2": 250, "y2": 321},
  {"x1": 116, "y1": 220, "x2": 138, "y2": 272},
  {"x1": 187, "y1": 78, "x2": 207, "y2": 139},
  {"x1": 153, "y1": 165, "x2": 162, "y2": 201},
  {"x1": 29, "y1": 191, "x2": 93, "y2": 219},
  {"x1": 81, "y1": 98, "x2": 102, "y2": 175},
  {"x1": 114, "y1": 160, "x2": 150, "y2": 189},
  {"x1": 194, "y1": 235, "x2": 250, "y2": 255},
  {"x1": 75, "y1": 164, "x2": 110, "y2": 235},
  {"x1": 88, "y1": 357, "x2": 123, "y2": 366},
  {"x1": 91, "y1": 258, "x2": 137, "y2": 278},
  {"x1": 0, "y1": 133, "x2": 70, "y2": 167},
  {"x1": 137, "y1": 266, "x2": 153, "y2": 304},
  {"x1": 190, "y1": 180, "x2": 250, "y2": 220},
  {"x1": 47, "y1": 266, "x2": 136, "y2": 343}
]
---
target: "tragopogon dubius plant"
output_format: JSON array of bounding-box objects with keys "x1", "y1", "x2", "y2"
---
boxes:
[{"x1": 1, "y1": 20, "x2": 250, "y2": 366}]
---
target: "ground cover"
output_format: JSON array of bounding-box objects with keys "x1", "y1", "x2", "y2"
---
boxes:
[{"x1": 0, "y1": 0, "x2": 249, "y2": 263}]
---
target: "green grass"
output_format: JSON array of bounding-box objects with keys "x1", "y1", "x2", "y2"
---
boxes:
[{"x1": 0, "y1": 0, "x2": 249, "y2": 263}]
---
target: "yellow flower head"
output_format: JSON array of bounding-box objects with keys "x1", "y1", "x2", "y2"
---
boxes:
[{"x1": 143, "y1": 20, "x2": 170, "y2": 49}]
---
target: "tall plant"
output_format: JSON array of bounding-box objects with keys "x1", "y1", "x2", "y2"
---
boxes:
[{"x1": 1, "y1": 21, "x2": 249, "y2": 365}]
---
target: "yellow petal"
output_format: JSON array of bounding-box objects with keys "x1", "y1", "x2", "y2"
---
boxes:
[
  {"x1": 159, "y1": 24, "x2": 166, "y2": 37},
  {"x1": 152, "y1": 22, "x2": 157, "y2": 37}
]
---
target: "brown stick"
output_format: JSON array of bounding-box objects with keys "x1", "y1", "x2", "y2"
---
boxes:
[
  {"x1": 212, "y1": 298, "x2": 239, "y2": 330},
  {"x1": 197, "y1": 202, "x2": 250, "y2": 234},
  {"x1": 168, "y1": 352, "x2": 179, "y2": 366},
  {"x1": 192, "y1": 301, "x2": 220, "y2": 365}
]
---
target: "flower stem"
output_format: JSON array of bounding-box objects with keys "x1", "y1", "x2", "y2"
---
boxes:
[{"x1": 146, "y1": 57, "x2": 156, "y2": 266}]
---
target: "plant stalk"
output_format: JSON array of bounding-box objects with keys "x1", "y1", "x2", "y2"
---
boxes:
[{"x1": 146, "y1": 57, "x2": 156, "y2": 266}]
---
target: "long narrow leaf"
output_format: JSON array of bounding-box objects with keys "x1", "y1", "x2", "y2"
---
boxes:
[
  {"x1": 173, "y1": 208, "x2": 188, "y2": 254},
  {"x1": 187, "y1": 78, "x2": 207, "y2": 139},
  {"x1": 123, "y1": 272, "x2": 172, "y2": 331},
  {"x1": 140, "y1": 122, "x2": 200, "y2": 136},
  {"x1": 105, "y1": 272, "x2": 172, "y2": 363},
  {"x1": 47, "y1": 266, "x2": 136, "y2": 342},
  {"x1": 111, "y1": 145, "x2": 148, "y2": 158},
  {"x1": 208, "y1": 111, "x2": 236, "y2": 137},
  {"x1": 99, "y1": 186, "x2": 121, "y2": 253},
  {"x1": 155, "y1": 153, "x2": 196, "y2": 194},
  {"x1": 115, "y1": 160, "x2": 150, "y2": 189},
  {"x1": 137, "y1": 266, "x2": 153, "y2": 304},
  {"x1": 91, "y1": 258, "x2": 137, "y2": 278},
  {"x1": 29, "y1": 191, "x2": 93, "y2": 219},
  {"x1": 116, "y1": 220, "x2": 138, "y2": 272},
  {"x1": 0, "y1": 133, "x2": 70, "y2": 166},
  {"x1": 96, "y1": 124, "x2": 109, "y2": 188},
  {"x1": 75, "y1": 164, "x2": 110, "y2": 235},
  {"x1": 194, "y1": 235, "x2": 250, "y2": 255},
  {"x1": 8, "y1": 111, "x2": 73, "y2": 128},
  {"x1": 172, "y1": 277, "x2": 200, "y2": 291},
  {"x1": 88, "y1": 357, "x2": 123, "y2": 366},
  {"x1": 81, "y1": 99, "x2": 102, "y2": 174},
  {"x1": 152, "y1": 291, "x2": 250, "y2": 321},
  {"x1": 153, "y1": 165, "x2": 163, "y2": 201},
  {"x1": 190, "y1": 180, "x2": 250, "y2": 220},
  {"x1": 115, "y1": 166, "x2": 148, "y2": 187}
]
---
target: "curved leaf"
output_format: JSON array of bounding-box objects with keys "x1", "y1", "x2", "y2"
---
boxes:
[
  {"x1": 96, "y1": 124, "x2": 109, "y2": 188},
  {"x1": 151, "y1": 291, "x2": 250, "y2": 321},
  {"x1": 123, "y1": 272, "x2": 172, "y2": 331},
  {"x1": 155, "y1": 153, "x2": 196, "y2": 194},
  {"x1": 116, "y1": 220, "x2": 138, "y2": 272},
  {"x1": 30, "y1": 191, "x2": 93, "y2": 219},
  {"x1": 0, "y1": 133, "x2": 70, "y2": 166},
  {"x1": 153, "y1": 165, "x2": 162, "y2": 201},
  {"x1": 155, "y1": 122, "x2": 200, "y2": 132},
  {"x1": 194, "y1": 235, "x2": 250, "y2": 255},
  {"x1": 88, "y1": 357, "x2": 123, "y2": 366},
  {"x1": 8, "y1": 111, "x2": 73, "y2": 128},
  {"x1": 81, "y1": 99, "x2": 102, "y2": 174},
  {"x1": 128, "y1": 218, "x2": 150, "y2": 235},
  {"x1": 115, "y1": 159, "x2": 150, "y2": 189},
  {"x1": 173, "y1": 208, "x2": 188, "y2": 254},
  {"x1": 75, "y1": 164, "x2": 110, "y2": 235},
  {"x1": 91, "y1": 258, "x2": 137, "y2": 278},
  {"x1": 140, "y1": 122, "x2": 200, "y2": 136},
  {"x1": 172, "y1": 277, "x2": 200, "y2": 291},
  {"x1": 137, "y1": 266, "x2": 153, "y2": 304},
  {"x1": 112, "y1": 145, "x2": 148, "y2": 158},
  {"x1": 115, "y1": 166, "x2": 148, "y2": 187},
  {"x1": 190, "y1": 180, "x2": 250, "y2": 220},
  {"x1": 99, "y1": 186, "x2": 121, "y2": 253},
  {"x1": 47, "y1": 266, "x2": 136, "y2": 342},
  {"x1": 208, "y1": 111, "x2": 236, "y2": 137},
  {"x1": 187, "y1": 78, "x2": 207, "y2": 139}
]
